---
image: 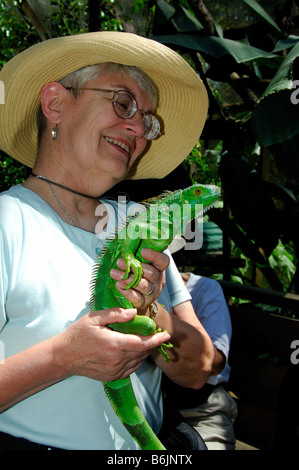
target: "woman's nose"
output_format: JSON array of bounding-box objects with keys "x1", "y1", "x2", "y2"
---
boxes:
[{"x1": 122, "y1": 111, "x2": 145, "y2": 138}]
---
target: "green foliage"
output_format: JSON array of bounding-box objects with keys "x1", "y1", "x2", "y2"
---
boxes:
[
  {"x1": 231, "y1": 240, "x2": 297, "y2": 291},
  {"x1": 49, "y1": 0, "x2": 88, "y2": 36},
  {"x1": 0, "y1": 0, "x2": 40, "y2": 191},
  {"x1": 184, "y1": 141, "x2": 222, "y2": 186},
  {"x1": 0, "y1": 155, "x2": 29, "y2": 192},
  {"x1": 130, "y1": 0, "x2": 148, "y2": 15},
  {"x1": 268, "y1": 242, "x2": 297, "y2": 292},
  {"x1": 0, "y1": 0, "x2": 40, "y2": 66},
  {"x1": 241, "y1": 0, "x2": 283, "y2": 35},
  {"x1": 98, "y1": 0, "x2": 122, "y2": 32}
]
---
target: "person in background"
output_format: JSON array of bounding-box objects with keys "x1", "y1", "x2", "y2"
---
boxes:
[
  {"x1": 162, "y1": 237, "x2": 237, "y2": 450},
  {"x1": 178, "y1": 272, "x2": 237, "y2": 450}
]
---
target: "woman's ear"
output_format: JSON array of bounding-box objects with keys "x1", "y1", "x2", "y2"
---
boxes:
[{"x1": 40, "y1": 82, "x2": 67, "y2": 124}]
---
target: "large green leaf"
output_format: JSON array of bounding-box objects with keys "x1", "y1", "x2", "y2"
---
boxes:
[
  {"x1": 273, "y1": 35, "x2": 299, "y2": 53},
  {"x1": 154, "y1": 0, "x2": 203, "y2": 34},
  {"x1": 156, "y1": 0, "x2": 176, "y2": 22},
  {"x1": 153, "y1": 33, "x2": 278, "y2": 63},
  {"x1": 241, "y1": 0, "x2": 283, "y2": 35},
  {"x1": 252, "y1": 42, "x2": 299, "y2": 146},
  {"x1": 171, "y1": 4, "x2": 204, "y2": 33}
]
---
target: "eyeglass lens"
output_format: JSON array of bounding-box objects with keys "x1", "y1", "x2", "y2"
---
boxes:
[{"x1": 112, "y1": 91, "x2": 160, "y2": 140}]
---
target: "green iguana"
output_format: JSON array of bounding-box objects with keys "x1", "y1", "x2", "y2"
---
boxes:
[{"x1": 89, "y1": 183, "x2": 221, "y2": 450}]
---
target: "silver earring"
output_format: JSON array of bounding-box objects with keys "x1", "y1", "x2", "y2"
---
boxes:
[{"x1": 51, "y1": 124, "x2": 58, "y2": 140}]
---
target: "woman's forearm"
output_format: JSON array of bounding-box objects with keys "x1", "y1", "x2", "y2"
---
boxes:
[
  {"x1": 0, "y1": 337, "x2": 68, "y2": 413},
  {"x1": 151, "y1": 300, "x2": 215, "y2": 389},
  {"x1": 0, "y1": 306, "x2": 171, "y2": 413}
]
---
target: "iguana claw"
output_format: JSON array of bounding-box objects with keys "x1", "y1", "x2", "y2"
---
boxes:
[
  {"x1": 122, "y1": 254, "x2": 143, "y2": 289},
  {"x1": 155, "y1": 328, "x2": 173, "y2": 362}
]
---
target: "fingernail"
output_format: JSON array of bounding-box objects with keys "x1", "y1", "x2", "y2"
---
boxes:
[
  {"x1": 141, "y1": 248, "x2": 150, "y2": 258},
  {"x1": 116, "y1": 258, "x2": 125, "y2": 268},
  {"x1": 110, "y1": 268, "x2": 124, "y2": 279},
  {"x1": 124, "y1": 308, "x2": 137, "y2": 316},
  {"x1": 162, "y1": 333, "x2": 171, "y2": 342},
  {"x1": 116, "y1": 281, "x2": 127, "y2": 290}
]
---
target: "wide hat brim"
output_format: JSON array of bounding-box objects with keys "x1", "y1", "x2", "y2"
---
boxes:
[{"x1": 0, "y1": 31, "x2": 208, "y2": 180}]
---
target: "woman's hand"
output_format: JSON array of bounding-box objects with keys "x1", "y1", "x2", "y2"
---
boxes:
[
  {"x1": 110, "y1": 248, "x2": 169, "y2": 314},
  {"x1": 0, "y1": 306, "x2": 171, "y2": 413},
  {"x1": 52, "y1": 306, "x2": 170, "y2": 382}
]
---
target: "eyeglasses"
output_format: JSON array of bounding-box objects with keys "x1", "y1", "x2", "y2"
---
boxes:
[{"x1": 65, "y1": 87, "x2": 160, "y2": 140}]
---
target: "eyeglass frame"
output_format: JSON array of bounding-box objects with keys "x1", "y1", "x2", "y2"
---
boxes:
[{"x1": 64, "y1": 86, "x2": 160, "y2": 140}]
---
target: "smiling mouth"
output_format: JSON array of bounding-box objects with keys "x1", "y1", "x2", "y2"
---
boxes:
[{"x1": 104, "y1": 137, "x2": 130, "y2": 155}]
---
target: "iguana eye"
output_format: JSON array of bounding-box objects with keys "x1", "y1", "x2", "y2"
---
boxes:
[{"x1": 194, "y1": 188, "x2": 202, "y2": 195}]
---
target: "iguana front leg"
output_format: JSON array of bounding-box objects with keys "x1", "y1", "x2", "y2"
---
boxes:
[
  {"x1": 121, "y1": 220, "x2": 169, "y2": 290},
  {"x1": 118, "y1": 226, "x2": 173, "y2": 361},
  {"x1": 121, "y1": 240, "x2": 143, "y2": 289},
  {"x1": 121, "y1": 221, "x2": 151, "y2": 289},
  {"x1": 122, "y1": 253, "x2": 143, "y2": 289}
]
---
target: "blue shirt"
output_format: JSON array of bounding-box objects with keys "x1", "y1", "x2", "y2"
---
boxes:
[{"x1": 185, "y1": 273, "x2": 232, "y2": 384}]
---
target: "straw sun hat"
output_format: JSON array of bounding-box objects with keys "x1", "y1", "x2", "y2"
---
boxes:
[{"x1": 0, "y1": 31, "x2": 208, "y2": 180}]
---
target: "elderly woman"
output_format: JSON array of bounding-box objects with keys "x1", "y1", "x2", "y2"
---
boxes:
[{"x1": 0, "y1": 32, "x2": 218, "y2": 450}]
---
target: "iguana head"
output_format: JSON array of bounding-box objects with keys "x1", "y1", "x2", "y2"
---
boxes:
[
  {"x1": 181, "y1": 183, "x2": 221, "y2": 221},
  {"x1": 155, "y1": 183, "x2": 221, "y2": 241}
]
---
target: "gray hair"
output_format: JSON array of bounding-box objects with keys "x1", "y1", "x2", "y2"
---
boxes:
[{"x1": 37, "y1": 63, "x2": 158, "y2": 146}]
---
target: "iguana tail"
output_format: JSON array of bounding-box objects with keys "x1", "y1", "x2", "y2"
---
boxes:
[{"x1": 104, "y1": 378, "x2": 166, "y2": 450}]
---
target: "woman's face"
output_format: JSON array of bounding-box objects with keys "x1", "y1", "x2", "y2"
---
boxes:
[{"x1": 58, "y1": 70, "x2": 154, "y2": 186}]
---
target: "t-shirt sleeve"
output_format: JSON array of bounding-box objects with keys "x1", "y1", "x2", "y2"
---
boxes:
[{"x1": 164, "y1": 250, "x2": 191, "y2": 307}]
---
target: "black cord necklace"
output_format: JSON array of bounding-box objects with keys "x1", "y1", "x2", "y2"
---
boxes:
[{"x1": 31, "y1": 172, "x2": 98, "y2": 200}]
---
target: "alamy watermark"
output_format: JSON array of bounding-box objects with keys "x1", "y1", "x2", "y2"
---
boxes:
[
  {"x1": 94, "y1": 197, "x2": 204, "y2": 250},
  {"x1": 0, "y1": 80, "x2": 4, "y2": 104},
  {"x1": 290, "y1": 80, "x2": 299, "y2": 104},
  {"x1": 290, "y1": 339, "x2": 299, "y2": 365}
]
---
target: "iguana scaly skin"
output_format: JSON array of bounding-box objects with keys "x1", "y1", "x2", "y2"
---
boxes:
[{"x1": 89, "y1": 183, "x2": 221, "y2": 450}]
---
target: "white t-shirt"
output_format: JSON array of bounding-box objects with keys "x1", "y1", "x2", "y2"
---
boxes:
[{"x1": 0, "y1": 184, "x2": 189, "y2": 450}]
